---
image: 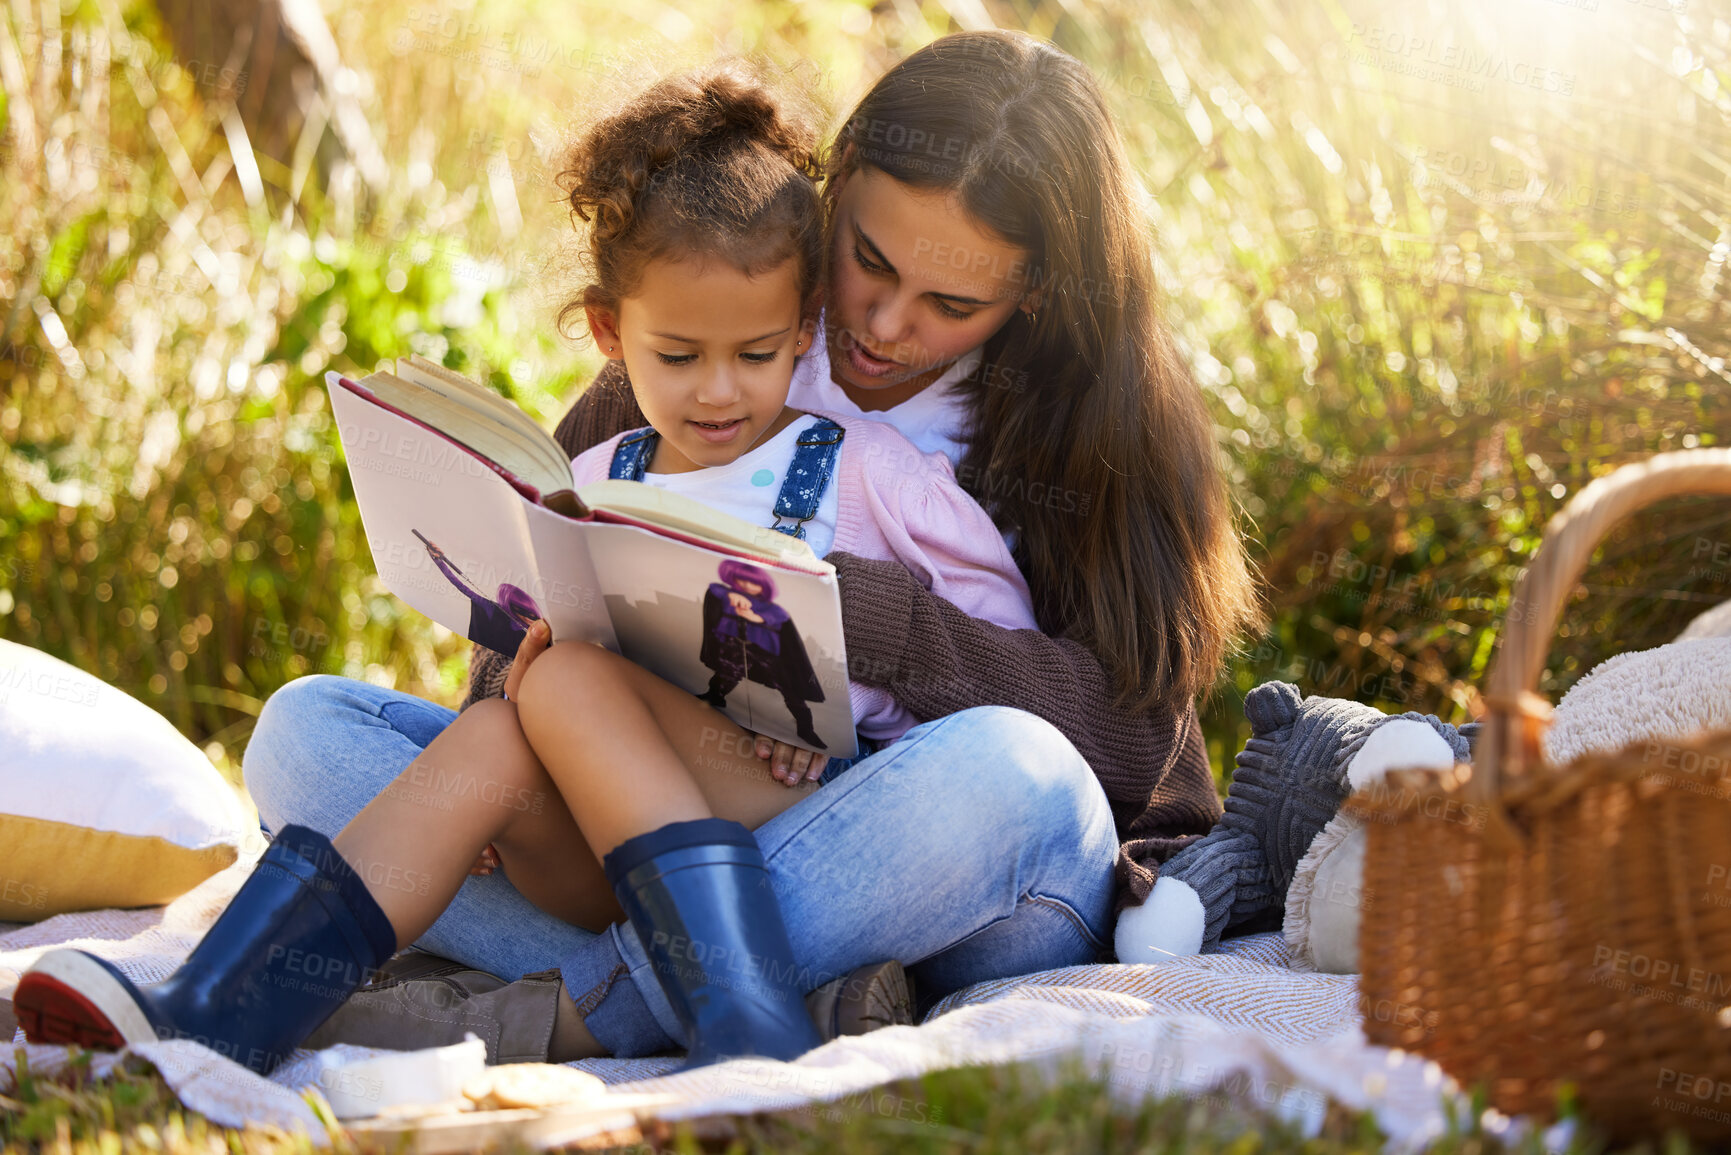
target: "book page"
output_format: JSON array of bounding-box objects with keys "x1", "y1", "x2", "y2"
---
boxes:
[
  {"x1": 356, "y1": 371, "x2": 573, "y2": 500},
  {"x1": 329, "y1": 378, "x2": 618, "y2": 657},
  {"x1": 581, "y1": 522, "x2": 856, "y2": 758},
  {"x1": 576, "y1": 479, "x2": 828, "y2": 572},
  {"x1": 395, "y1": 356, "x2": 573, "y2": 488}
]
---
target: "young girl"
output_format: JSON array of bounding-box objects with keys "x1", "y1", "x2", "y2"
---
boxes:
[{"x1": 16, "y1": 61, "x2": 1036, "y2": 1071}]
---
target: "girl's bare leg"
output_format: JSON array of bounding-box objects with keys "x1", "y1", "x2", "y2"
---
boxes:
[
  {"x1": 331, "y1": 697, "x2": 625, "y2": 947},
  {"x1": 514, "y1": 642, "x2": 820, "y2": 857}
]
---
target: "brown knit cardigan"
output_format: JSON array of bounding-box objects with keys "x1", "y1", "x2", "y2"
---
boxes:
[{"x1": 459, "y1": 361, "x2": 1224, "y2": 920}]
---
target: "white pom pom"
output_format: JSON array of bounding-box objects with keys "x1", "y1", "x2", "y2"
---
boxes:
[
  {"x1": 1114, "y1": 876, "x2": 1205, "y2": 963},
  {"x1": 1345, "y1": 719, "x2": 1456, "y2": 791}
]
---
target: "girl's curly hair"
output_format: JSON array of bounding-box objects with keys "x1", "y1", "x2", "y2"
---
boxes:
[{"x1": 555, "y1": 59, "x2": 825, "y2": 335}]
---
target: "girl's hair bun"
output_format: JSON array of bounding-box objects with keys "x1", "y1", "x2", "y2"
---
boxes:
[
  {"x1": 555, "y1": 60, "x2": 825, "y2": 322},
  {"x1": 682, "y1": 65, "x2": 820, "y2": 176}
]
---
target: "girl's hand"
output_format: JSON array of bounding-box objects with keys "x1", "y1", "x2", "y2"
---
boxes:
[
  {"x1": 750, "y1": 733, "x2": 827, "y2": 786},
  {"x1": 503, "y1": 619, "x2": 552, "y2": 703},
  {"x1": 470, "y1": 843, "x2": 501, "y2": 875}
]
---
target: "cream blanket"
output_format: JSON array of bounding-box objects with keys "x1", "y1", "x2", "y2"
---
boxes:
[{"x1": 0, "y1": 854, "x2": 1493, "y2": 1150}]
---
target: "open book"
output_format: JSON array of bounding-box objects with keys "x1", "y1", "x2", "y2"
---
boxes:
[{"x1": 325, "y1": 357, "x2": 855, "y2": 757}]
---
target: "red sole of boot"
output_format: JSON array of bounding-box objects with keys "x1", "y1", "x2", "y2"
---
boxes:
[{"x1": 14, "y1": 972, "x2": 129, "y2": 1050}]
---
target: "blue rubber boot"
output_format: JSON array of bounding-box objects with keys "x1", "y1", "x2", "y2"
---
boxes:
[
  {"x1": 603, "y1": 817, "x2": 822, "y2": 1067},
  {"x1": 15, "y1": 825, "x2": 397, "y2": 1074}
]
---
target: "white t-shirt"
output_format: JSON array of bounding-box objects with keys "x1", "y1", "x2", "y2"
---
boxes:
[
  {"x1": 787, "y1": 315, "x2": 982, "y2": 471},
  {"x1": 636, "y1": 417, "x2": 842, "y2": 558}
]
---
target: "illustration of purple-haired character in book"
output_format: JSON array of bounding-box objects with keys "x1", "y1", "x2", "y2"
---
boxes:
[
  {"x1": 413, "y1": 529, "x2": 541, "y2": 657},
  {"x1": 697, "y1": 559, "x2": 826, "y2": 749}
]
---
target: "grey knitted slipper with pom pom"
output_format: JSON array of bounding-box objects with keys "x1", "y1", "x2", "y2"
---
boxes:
[{"x1": 1123, "y1": 681, "x2": 1471, "y2": 959}]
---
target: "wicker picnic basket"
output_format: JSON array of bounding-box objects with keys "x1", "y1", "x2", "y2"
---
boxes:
[{"x1": 1349, "y1": 449, "x2": 1731, "y2": 1142}]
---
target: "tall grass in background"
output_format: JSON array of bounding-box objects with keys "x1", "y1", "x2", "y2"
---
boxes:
[
  {"x1": 0, "y1": 0, "x2": 536, "y2": 778},
  {"x1": 1083, "y1": 0, "x2": 1731, "y2": 761},
  {"x1": 1, "y1": 0, "x2": 1727, "y2": 783}
]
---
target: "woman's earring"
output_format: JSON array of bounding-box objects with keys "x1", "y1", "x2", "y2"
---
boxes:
[{"x1": 1024, "y1": 308, "x2": 1038, "y2": 326}]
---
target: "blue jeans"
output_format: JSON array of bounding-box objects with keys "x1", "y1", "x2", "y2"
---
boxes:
[{"x1": 242, "y1": 675, "x2": 1118, "y2": 1055}]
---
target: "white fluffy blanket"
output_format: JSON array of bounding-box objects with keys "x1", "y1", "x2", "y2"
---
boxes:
[{"x1": 1545, "y1": 635, "x2": 1731, "y2": 765}]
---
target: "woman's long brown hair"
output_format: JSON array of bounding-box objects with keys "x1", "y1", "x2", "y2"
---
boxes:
[{"x1": 826, "y1": 30, "x2": 1261, "y2": 710}]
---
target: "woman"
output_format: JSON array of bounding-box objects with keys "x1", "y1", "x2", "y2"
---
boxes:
[{"x1": 242, "y1": 29, "x2": 1258, "y2": 1061}]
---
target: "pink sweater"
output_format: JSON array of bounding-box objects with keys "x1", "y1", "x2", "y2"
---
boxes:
[{"x1": 571, "y1": 413, "x2": 1037, "y2": 741}]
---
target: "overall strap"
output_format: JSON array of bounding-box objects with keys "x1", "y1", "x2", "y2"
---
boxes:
[
  {"x1": 608, "y1": 428, "x2": 659, "y2": 481},
  {"x1": 771, "y1": 417, "x2": 846, "y2": 540}
]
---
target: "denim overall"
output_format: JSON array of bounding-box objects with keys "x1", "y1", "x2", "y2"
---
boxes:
[{"x1": 606, "y1": 416, "x2": 845, "y2": 541}]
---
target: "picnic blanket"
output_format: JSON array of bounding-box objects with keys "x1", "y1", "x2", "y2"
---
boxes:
[{"x1": 0, "y1": 851, "x2": 1511, "y2": 1150}]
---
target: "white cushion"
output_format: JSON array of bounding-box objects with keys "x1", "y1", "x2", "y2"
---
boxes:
[{"x1": 0, "y1": 640, "x2": 250, "y2": 920}]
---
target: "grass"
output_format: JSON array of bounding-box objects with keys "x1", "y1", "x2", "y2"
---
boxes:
[{"x1": 2, "y1": 1047, "x2": 1712, "y2": 1154}]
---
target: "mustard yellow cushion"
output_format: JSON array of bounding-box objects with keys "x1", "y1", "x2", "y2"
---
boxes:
[
  {"x1": 0, "y1": 815, "x2": 238, "y2": 919},
  {"x1": 0, "y1": 641, "x2": 249, "y2": 922}
]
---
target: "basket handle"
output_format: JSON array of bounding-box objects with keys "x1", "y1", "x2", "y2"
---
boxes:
[{"x1": 1473, "y1": 448, "x2": 1731, "y2": 798}]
